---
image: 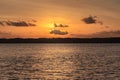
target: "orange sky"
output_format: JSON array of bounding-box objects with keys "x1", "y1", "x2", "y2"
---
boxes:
[{"x1": 0, "y1": 0, "x2": 120, "y2": 38}]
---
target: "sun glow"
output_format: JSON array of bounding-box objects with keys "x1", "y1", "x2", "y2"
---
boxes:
[
  {"x1": 46, "y1": 23, "x2": 55, "y2": 29},
  {"x1": 40, "y1": 17, "x2": 68, "y2": 28}
]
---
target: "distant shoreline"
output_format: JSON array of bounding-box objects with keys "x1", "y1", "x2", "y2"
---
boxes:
[{"x1": 0, "y1": 37, "x2": 120, "y2": 43}]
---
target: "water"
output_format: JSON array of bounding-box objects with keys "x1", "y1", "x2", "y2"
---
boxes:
[{"x1": 0, "y1": 44, "x2": 120, "y2": 80}]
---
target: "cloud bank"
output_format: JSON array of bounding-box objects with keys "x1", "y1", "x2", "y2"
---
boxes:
[
  {"x1": 0, "y1": 31, "x2": 13, "y2": 38},
  {"x1": 71, "y1": 30, "x2": 120, "y2": 38}
]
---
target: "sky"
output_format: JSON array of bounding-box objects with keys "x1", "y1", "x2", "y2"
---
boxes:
[{"x1": 0, "y1": 0, "x2": 120, "y2": 38}]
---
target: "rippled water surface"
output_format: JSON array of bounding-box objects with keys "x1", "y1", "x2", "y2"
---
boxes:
[{"x1": 0, "y1": 44, "x2": 120, "y2": 80}]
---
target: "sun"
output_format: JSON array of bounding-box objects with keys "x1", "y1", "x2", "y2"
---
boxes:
[
  {"x1": 47, "y1": 23, "x2": 54, "y2": 29},
  {"x1": 39, "y1": 17, "x2": 68, "y2": 30},
  {"x1": 39, "y1": 21, "x2": 54, "y2": 29},
  {"x1": 37, "y1": 17, "x2": 54, "y2": 29}
]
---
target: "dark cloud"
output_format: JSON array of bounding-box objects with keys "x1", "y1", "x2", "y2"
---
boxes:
[
  {"x1": 6, "y1": 21, "x2": 36, "y2": 27},
  {"x1": 82, "y1": 15, "x2": 106, "y2": 26},
  {"x1": 0, "y1": 19, "x2": 37, "y2": 27},
  {"x1": 54, "y1": 23, "x2": 69, "y2": 27},
  {"x1": 50, "y1": 29, "x2": 68, "y2": 35},
  {"x1": 82, "y1": 16, "x2": 97, "y2": 24},
  {"x1": 50, "y1": 23, "x2": 69, "y2": 35}
]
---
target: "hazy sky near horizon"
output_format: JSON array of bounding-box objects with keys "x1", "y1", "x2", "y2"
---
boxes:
[{"x1": 0, "y1": 0, "x2": 120, "y2": 38}]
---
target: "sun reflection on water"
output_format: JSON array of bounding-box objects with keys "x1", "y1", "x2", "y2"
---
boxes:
[{"x1": 0, "y1": 44, "x2": 119, "y2": 80}]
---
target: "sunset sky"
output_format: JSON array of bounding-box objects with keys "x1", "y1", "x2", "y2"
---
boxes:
[{"x1": 0, "y1": 0, "x2": 120, "y2": 38}]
